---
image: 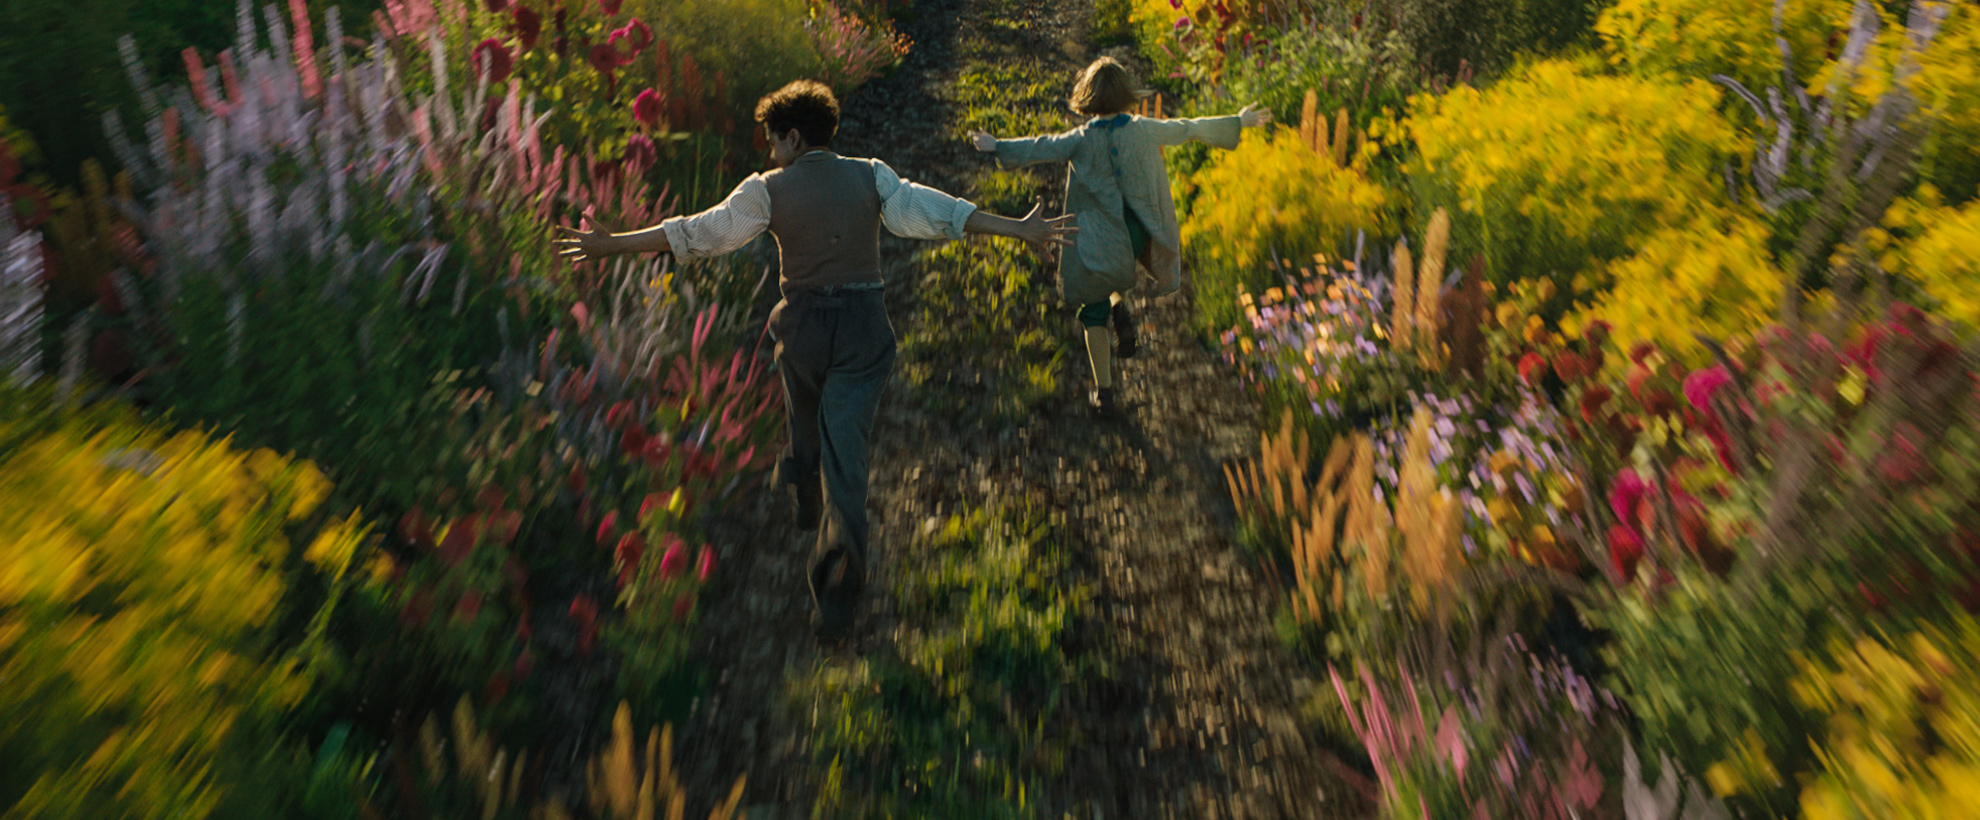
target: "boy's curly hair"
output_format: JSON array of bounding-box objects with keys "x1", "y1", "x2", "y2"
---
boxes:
[
  {"x1": 754, "y1": 80, "x2": 839, "y2": 148},
  {"x1": 1069, "y1": 57, "x2": 1149, "y2": 116}
]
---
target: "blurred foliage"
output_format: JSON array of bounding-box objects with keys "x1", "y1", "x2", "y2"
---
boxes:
[
  {"x1": 897, "y1": 237, "x2": 1063, "y2": 431},
  {"x1": 0, "y1": 383, "x2": 366, "y2": 820}
]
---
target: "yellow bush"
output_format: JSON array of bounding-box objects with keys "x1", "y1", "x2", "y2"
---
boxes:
[
  {"x1": 1182, "y1": 127, "x2": 1393, "y2": 272},
  {"x1": 1570, "y1": 210, "x2": 1786, "y2": 359},
  {"x1": 1406, "y1": 58, "x2": 1739, "y2": 250},
  {"x1": 1596, "y1": 0, "x2": 1841, "y2": 91},
  {"x1": 0, "y1": 404, "x2": 364, "y2": 820},
  {"x1": 1879, "y1": 191, "x2": 1980, "y2": 331},
  {"x1": 1786, "y1": 622, "x2": 1980, "y2": 819}
]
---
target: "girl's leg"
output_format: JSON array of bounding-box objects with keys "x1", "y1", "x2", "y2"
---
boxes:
[{"x1": 1078, "y1": 300, "x2": 1119, "y2": 416}]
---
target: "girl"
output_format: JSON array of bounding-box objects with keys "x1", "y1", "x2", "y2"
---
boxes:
[{"x1": 972, "y1": 57, "x2": 1270, "y2": 417}]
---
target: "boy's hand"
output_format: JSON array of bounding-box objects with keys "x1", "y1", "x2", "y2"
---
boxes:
[
  {"x1": 969, "y1": 131, "x2": 997, "y2": 153},
  {"x1": 1239, "y1": 103, "x2": 1274, "y2": 129},
  {"x1": 553, "y1": 213, "x2": 624, "y2": 263},
  {"x1": 1016, "y1": 199, "x2": 1077, "y2": 259}
]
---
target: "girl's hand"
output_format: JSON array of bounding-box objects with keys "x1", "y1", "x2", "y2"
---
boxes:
[
  {"x1": 970, "y1": 131, "x2": 997, "y2": 153},
  {"x1": 553, "y1": 213, "x2": 625, "y2": 263},
  {"x1": 1239, "y1": 103, "x2": 1274, "y2": 129}
]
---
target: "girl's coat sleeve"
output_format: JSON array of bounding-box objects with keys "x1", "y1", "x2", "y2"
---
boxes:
[
  {"x1": 1140, "y1": 115, "x2": 1244, "y2": 149},
  {"x1": 993, "y1": 130, "x2": 1086, "y2": 169}
]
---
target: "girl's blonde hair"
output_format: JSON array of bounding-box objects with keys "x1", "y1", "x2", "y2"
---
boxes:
[{"x1": 1069, "y1": 57, "x2": 1151, "y2": 116}]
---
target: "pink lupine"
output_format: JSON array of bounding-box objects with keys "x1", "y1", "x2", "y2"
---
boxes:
[
  {"x1": 696, "y1": 545, "x2": 715, "y2": 582},
  {"x1": 288, "y1": 0, "x2": 321, "y2": 98}
]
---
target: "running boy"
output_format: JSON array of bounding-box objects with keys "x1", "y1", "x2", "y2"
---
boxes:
[
  {"x1": 556, "y1": 80, "x2": 1076, "y2": 642},
  {"x1": 970, "y1": 57, "x2": 1271, "y2": 417}
]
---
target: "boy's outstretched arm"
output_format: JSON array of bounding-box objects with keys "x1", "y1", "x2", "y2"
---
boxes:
[{"x1": 963, "y1": 201, "x2": 1078, "y2": 258}]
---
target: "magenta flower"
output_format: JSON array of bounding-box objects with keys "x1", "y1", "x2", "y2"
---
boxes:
[
  {"x1": 1608, "y1": 468, "x2": 1647, "y2": 532},
  {"x1": 596, "y1": 509, "x2": 618, "y2": 543},
  {"x1": 633, "y1": 87, "x2": 664, "y2": 129},
  {"x1": 598, "y1": 0, "x2": 623, "y2": 15},
  {"x1": 471, "y1": 38, "x2": 514, "y2": 84},
  {"x1": 659, "y1": 536, "x2": 688, "y2": 580},
  {"x1": 484, "y1": 0, "x2": 508, "y2": 11},
  {"x1": 1682, "y1": 364, "x2": 1732, "y2": 414},
  {"x1": 696, "y1": 545, "x2": 715, "y2": 582},
  {"x1": 609, "y1": 18, "x2": 652, "y2": 59}
]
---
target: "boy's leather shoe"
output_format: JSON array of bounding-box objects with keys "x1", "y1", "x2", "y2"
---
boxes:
[
  {"x1": 1090, "y1": 387, "x2": 1121, "y2": 418},
  {"x1": 1111, "y1": 299, "x2": 1138, "y2": 359}
]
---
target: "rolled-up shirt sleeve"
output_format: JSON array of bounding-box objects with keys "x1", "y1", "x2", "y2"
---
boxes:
[
  {"x1": 871, "y1": 160, "x2": 977, "y2": 241},
  {"x1": 659, "y1": 175, "x2": 772, "y2": 259}
]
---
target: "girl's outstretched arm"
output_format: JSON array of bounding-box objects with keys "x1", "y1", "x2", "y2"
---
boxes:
[
  {"x1": 972, "y1": 129, "x2": 1085, "y2": 170},
  {"x1": 1141, "y1": 103, "x2": 1271, "y2": 150}
]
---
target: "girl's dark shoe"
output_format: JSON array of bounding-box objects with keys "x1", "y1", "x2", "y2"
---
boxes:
[
  {"x1": 1111, "y1": 299, "x2": 1139, "y2": 359},
  {"x1": 1090, "y1": 387, "x2": 1121, "y2": 418},
  {"x1": 775, "y1": 459, "x2": 823, "y2": 531}
]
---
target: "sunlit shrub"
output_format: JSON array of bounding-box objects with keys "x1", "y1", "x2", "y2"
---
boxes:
[
  {"x1": 1398, "y1": 57, "x2": 1741, "y2": 295},
  {"x1": 1180, "y1": 126, "x2": 1392, "y2": 335},
  {"x1": 1568, "y1": 211, "x2": 1785, "y2": 361},
  {"x1": 0, "y1": 387, "x2": 365, "y2": 820}
]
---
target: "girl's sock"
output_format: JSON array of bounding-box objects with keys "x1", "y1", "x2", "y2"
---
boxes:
[{"x1": 1084, "y1": 326, "x2": 1114, "y2": 389}]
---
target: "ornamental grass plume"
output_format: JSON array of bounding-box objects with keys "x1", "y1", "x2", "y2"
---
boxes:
[
  {"x1": 1415, "y1": 207, "x2": 1451, "y2": 370},
  {"x1": 1300, "y1": 87, "x2": 1324, "y2": 155},
  {"x1": 1331, "y1": 107, "x2": 1349, "y2": 167},
  {"x1": 1389, "y1": 239, "x2": 1414, "y2": 351},
  {"x1": 1292, "y1": 435, "x2": 1355, "y2": 624},
  {"x1": 586, "y1": 701, "x2": 747, "y2": 820},
  {"x1": 1396, "y1": 406, "x2": 1463, "y2": 613}
]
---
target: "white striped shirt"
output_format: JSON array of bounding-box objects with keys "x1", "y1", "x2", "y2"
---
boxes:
[{"x1": 659, "y1": 152, "x2": 978, "y2": 260}]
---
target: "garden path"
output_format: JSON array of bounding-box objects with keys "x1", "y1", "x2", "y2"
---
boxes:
[{"x1": 672, "y1": 0, "x2": 1372, "y2": 817}]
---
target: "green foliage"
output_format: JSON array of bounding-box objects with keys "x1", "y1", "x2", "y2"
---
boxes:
[
  {"x1": 897, "y1": 238, "x2": 1064, "y2": 430},
  {"x1": 798, "y1": 504, "x2": 1089, "y2": 820},
  {"x1": 953, "y1": 62, "x2": 1071, "y2": 141},
  {"x1": 1387, "y1": 0, "x2": 1603, "y2": 77}
]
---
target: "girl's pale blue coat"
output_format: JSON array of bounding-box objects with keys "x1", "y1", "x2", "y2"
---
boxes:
[{"x1": 992, "y1": 114, "x2": 1244, "y2": 306}]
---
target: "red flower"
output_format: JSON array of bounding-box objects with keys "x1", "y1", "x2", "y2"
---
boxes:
[
  {"x1": 1517, "y1": 352, "x2": 1549, "y2": 385},
  {"x1": 640, "y1": 491, "x2": 664, "y2": 521},
  {"x1": 511, "y1": 6, "x2": 541, "y2": 51},
  {"x1": 471, "y1": 38, "x2": 514, "y2": 84},
  {"x1": 1582, "y1": 320, "x2": 1612, "y2": 349},
  {"x1": 598, "y1": 0, "x2": 623, "y2": 15},
  {"x1": 399, "y1": 506, "x2": 436, "y2": 549},
  {"x1": 485, "y1": 670, "x2": 511, "y2": 704},
  {"x1": 514, "y1": 648, "x2": 535, "y2": 679},
  {"x1": 597, "y1": 510, "x2": 619, "y2": 543},
  {"x1": 616, "y1": 531, "x2": 646, "y2": 571},
  {"x1": 1608, "y1": 525, "x2": 1644, "y2": 580},
  {"x1": 1876, "y1": 422, "x2": 1927, "y2": 484},
  {"x1": 606, "y1": 401, "x2": 632, "y2": 427},
  {"x1": 672, "y1": 591, "x2": 693, "y2": 621},
  {"x1": 622, "y1": 426, "x2": 650, "y2": 456},
  {"x1": 1577, "y1": 385, "x2": 1612, "y2": 425},
  {"x1": 1628, "y1": 342, "x2": 1657, "y2": 364},
  {"x1": 569, "y1": 464, "x2": 588, "y2": 494},
  {"x1": 1859, "y1": 581, "x2": 1886, "y2": 610},
  {"x1": 1608, "y1": 469, "x2": 1648, "y2": 533},
  {"x1": 1682, "y1": 364, "x2": 1733, "y2": 416},
  {"x1": 484, "y1": 0, "x2": 508, "y2": 11},
  {"x1": 1552, "y1": 350, "x2": 1586, "y2": 383},
  {"x1": 1642, "y1": 388, "x2": 1676, "y2": 418},
  {"x1": 570, "y1": 595, "x2": 598, "y2": 652},
  {"x1": 454, "y1": 590, "x2": 484, "y2": 622},
  {"x1": 633, "y1": 88, "x2": 664, "y2": 129},
  {"x1": 438, "y1": 514, "x2": 481, "y2": 565},
  {"x1": 659, "y1": 536, "x2": 689, "y2": 580},
  {"x1": 477, "y1": 485, "x2": 507, "y2": 512},
  {"x1": 696, "y1": 545, "x2": 715, "y2": 582},
  {"x1": 516, "y1": 610, "x2": 534, "y2": 643},
  {"x1": 625, "y1": 132, "x2": 656, "y2": 172},
  {"x1": 588, "y1": 41, "x2": 624, "y2": 77}
]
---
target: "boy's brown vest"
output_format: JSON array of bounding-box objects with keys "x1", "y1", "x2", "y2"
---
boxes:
[{"x1": 763, "y1": 152, "x2": 883, "y2": 294}]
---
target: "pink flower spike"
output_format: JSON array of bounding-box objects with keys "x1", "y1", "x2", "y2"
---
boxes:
[
  {"x1": 289, "y1": 0, "x2": 321, "y2": 98},
  {"x1": 183, "y1": 48, "x2": 218, "y2": 112},
  {"x1": 696, "y1": 545, "x2": 715, "y2": 581}
]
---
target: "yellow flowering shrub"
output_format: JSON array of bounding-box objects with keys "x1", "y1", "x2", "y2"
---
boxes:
[
  {"x1": 1877, "y1": 190, "x2": 1980, "y2": 331},
  {"x1": 1571, "y1": 211, "x2": 1786, "y2": 359},
  {"x1": 1596, "y1": 0, "x2": 1841, "y2": 91},
  {"x1": 1180, "y1": 127, "x2": 1393, "y2": 332},
  {"x1": 1786, "y1": 623, "x2": 1980, "y2": 820},
  {"x1": 1402, "y1": 57, "x2": 1742, "y2": 292},
  {"x1": 0, "y1": 397, "x2": 365, "y2": 820}
]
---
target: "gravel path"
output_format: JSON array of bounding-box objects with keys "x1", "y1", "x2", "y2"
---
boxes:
[{"x1": 672, "y1": 0, "x2": 1374, "y2": 816}]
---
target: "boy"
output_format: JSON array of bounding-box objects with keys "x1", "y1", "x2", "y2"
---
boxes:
[{"x1": 557, "y1": 80, "x2": 1075, "y2": 642}]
